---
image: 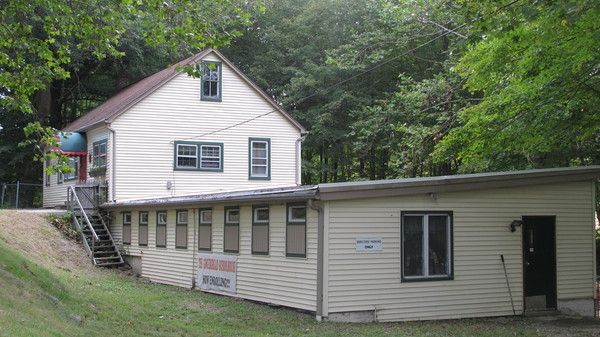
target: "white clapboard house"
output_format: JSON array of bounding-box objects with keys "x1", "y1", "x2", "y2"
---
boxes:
[{"x1": 44, "y1": 49, "x2": 599, "y2": 322}]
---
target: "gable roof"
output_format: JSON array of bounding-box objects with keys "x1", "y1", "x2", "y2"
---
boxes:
[{"x1": 63, "y1": 49, "x2": 306, "y2": 133}]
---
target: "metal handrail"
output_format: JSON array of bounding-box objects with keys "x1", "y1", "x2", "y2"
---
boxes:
[
  {"x1": 67, "y1": 186, "x2": 99, "y2": 264},
  {"x1": 68, "y1": 186, "x2": 99, "y2": 241}
]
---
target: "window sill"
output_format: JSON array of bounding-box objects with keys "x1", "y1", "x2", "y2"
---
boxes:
[
  {"x1": 401, "y1": 275, "x2": 453, "y2": 282},
  {"x1": 249, "y1": 176, "x2": 270, "y2": 181},
  {"x1": 200, "y1": 96, "x2": 222, "y2": 102},
  {"x1": 285, "y1": 253, "x2": 307, "y2": 259}
]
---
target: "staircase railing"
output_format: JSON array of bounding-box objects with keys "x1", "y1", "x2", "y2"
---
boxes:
[{"x1": 67, "y1": 185, "x2": 99, "y2": 264}]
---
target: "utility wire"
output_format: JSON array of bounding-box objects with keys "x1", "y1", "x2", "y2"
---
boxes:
[{"x1": 178, "y1": 0, "x2": 521, "y2": 142}]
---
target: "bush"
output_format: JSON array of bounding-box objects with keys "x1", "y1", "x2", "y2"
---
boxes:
[{"x1": 47, "y1": 212, "x2": 80, "y2": 241}]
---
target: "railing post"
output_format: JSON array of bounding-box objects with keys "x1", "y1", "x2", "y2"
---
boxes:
[{"x1": 15, "y1": 180, "x2": 19, "y2": 209}]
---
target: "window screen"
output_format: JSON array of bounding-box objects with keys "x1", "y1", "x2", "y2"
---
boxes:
[
  {"x1": 224, "y1": 207, "x2": 239, "y2": 253},
  {"x1": 156, "y1": 211, "x2": 167, "y2": 248},
  {"x1": 286, "y1": 203, "x2": 306, "y2": 257},
  {"x1": 252, "y1": 206, "x2": 269, "y2": 255},
  {"x1": 200, "y1": 145, "x2": 222, "y2": 170},
  {"x1": 402, "y1": 212, "x2": 452, "y2": 281}
]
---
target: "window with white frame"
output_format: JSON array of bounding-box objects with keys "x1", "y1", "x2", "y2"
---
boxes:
[
  {"x1": 402, "y1": 212, "x2": 453, "y2": 281},
  {"x1": 176, "y1": 144, "x2": 197, "y2": 169},
  {"x1": 174, "y1": 142, "x2": 223, "y2": 171},
  {"x1": 249, "y1": 138, "x2": 270, "y2": 179},
  {"x1": 198, "y1": 209, "x2": 212, "y2": 251},
  {"x1": 200, "y1": 144, "x2": 222, "y2": 170},
  {"x1": 252, "y1": 206, "x2": 269, "y2": 255}
]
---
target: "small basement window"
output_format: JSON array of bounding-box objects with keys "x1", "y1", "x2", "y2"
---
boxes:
[
  {"x1": 201, "y1": 61, "x2": 222, "y2": 102},
  {"x1": 198, "y1": 208, "x2": 212, "y2": 251},
  {"x1": 252, "y1": 205, "x2": 269, "y2": 255},
  {"x1": 224, "y1": 207, "x2": 239, "y2": 253},
  {"x1": 286, "y1": 203, "x2": 306, "y2": 258},
  {"x1": 156, "y1": 211, "x2": 167, "y2": 248},
  {"x1": 139, "y1": 211, "x2": 148, "y2": 246},
  {"x1": 249, "y1": 138, "x2": 270, "y2": 180},
  {"x1": 176, "y1": 210, "x2": 188, "y2": 249},
  {"x1": 122, "y1": 212, "x2": 132, "y2": 245},
  {"x1": 401, "y1": 212, "x2": 453, "y2": 281}
]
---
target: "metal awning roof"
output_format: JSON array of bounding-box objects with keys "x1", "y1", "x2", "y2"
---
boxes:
[
  {"x1": 317, "y1": 165, "x2": 600, "y2": 200},
  {"x1": 102, "y1": 166, "x2": 600, "y2": 207},
  {"x1": 58, "y1": 132, "x2": 87, "y2": 154},
  {"x1": 103, "y1": 185, "x2": 317, "y2": 208}
]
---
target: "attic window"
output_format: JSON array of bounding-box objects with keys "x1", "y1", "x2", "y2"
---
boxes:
[{"x1": 201, "y1": 61, "x2": 222, "y2": 102}]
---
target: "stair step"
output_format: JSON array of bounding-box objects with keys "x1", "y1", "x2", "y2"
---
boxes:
[
  {"x1": 93, "y1": 250, "x2": 118, "y2": 256},
  {"x1": 94, "y1": 257, "x2": 122, "y2": 262},
  {"x1": 95, "y1": 261, "x2": 123, "y2": 267}
]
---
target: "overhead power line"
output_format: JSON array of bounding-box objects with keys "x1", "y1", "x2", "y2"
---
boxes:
[{"x1": 179, "y1": 0, "x2": 521, "y2": 142}]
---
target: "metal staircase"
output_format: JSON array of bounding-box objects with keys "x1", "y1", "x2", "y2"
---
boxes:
[{"x1": 67, "y1": 185, "x2": 123, "y2": 267}]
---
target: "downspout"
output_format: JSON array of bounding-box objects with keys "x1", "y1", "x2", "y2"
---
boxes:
[
  {"x1": 106, "y1": 122, "x2": 116, "y2": 202},
  {"x1": 192, "y1": 208, "x2": 198, "y2": 289},
  {"x1": 295, "y1": 135, "x2": 307, "y2": 186},
  {"x1": 309, "y1": 197, "x2": 324, "y2": 321}
]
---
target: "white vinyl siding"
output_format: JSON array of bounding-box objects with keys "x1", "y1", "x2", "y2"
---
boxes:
[
  {"x1": 324, "y1": 181, "x2": 595, "y2": 321},
  {"x1": 108, "y1": 203, "x2": 318, "y2": 311},
  {"x1": 42, "y1": 157, "x2": 78, "y2": 208},
  {"x1": 110, "y1": 52, "x2": 300, "y2": 201}
]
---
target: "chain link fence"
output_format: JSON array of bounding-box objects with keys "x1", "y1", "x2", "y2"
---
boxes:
[{"x1": 0, "y1": 182, "x2": 43, "y2": 209}]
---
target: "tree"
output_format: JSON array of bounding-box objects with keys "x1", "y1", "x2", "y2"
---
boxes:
[
  {"x1": 0, "y1": 0, "x2": 263, "y2": 177},
  {"x1": 435, "y1": 1, "x2": 600, "y2": 171}
]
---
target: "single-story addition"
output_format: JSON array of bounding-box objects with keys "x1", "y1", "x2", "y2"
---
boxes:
[{"x1": 104, "y1": 166, "x2": 599, "y2": 322}]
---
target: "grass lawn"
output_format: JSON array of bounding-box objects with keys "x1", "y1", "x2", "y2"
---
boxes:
[{"x1": 0, "y1": 238, "x2": 544, "y2": 337}]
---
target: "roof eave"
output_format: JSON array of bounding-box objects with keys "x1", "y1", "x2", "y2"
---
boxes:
[
  {"x1": 318, "y1": 166, "x2": 600, "y2": 201},
  {"x1": 101, "y1": 187, "x2": 318, "y2": 208}
]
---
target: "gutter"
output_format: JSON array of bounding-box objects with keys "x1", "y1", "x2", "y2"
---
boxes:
[
  {"x1": 308, "y1": 199, "x2": 324, "y2": 321},
  {"x1": 106, "y1": 122, "x2": 117, "y2": 202}
]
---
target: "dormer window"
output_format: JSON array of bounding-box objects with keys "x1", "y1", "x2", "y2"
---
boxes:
[{"x1": 201, "y1": 61, "x2": 222, "y2": 102}]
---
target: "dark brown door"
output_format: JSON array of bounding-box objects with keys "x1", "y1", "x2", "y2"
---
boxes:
[{"x1": 522, "y1": 216, "x2": 557, "y2": 310}]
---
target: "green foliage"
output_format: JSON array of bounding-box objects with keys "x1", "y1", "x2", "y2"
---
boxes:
[
  {"x1": 0, "y1": 0, "x2": 263, "y2": 114},
  {"x1": 435, "y1": 1, "x2": 600, "y2": 172},
  {"x1": 47, "y1": 212, "x2": 79, "y2": 241}
]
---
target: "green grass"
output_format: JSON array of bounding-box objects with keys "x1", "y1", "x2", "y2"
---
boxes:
[{"x1": 0, "y1": 239, "x2": 543, "y2": 337}]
